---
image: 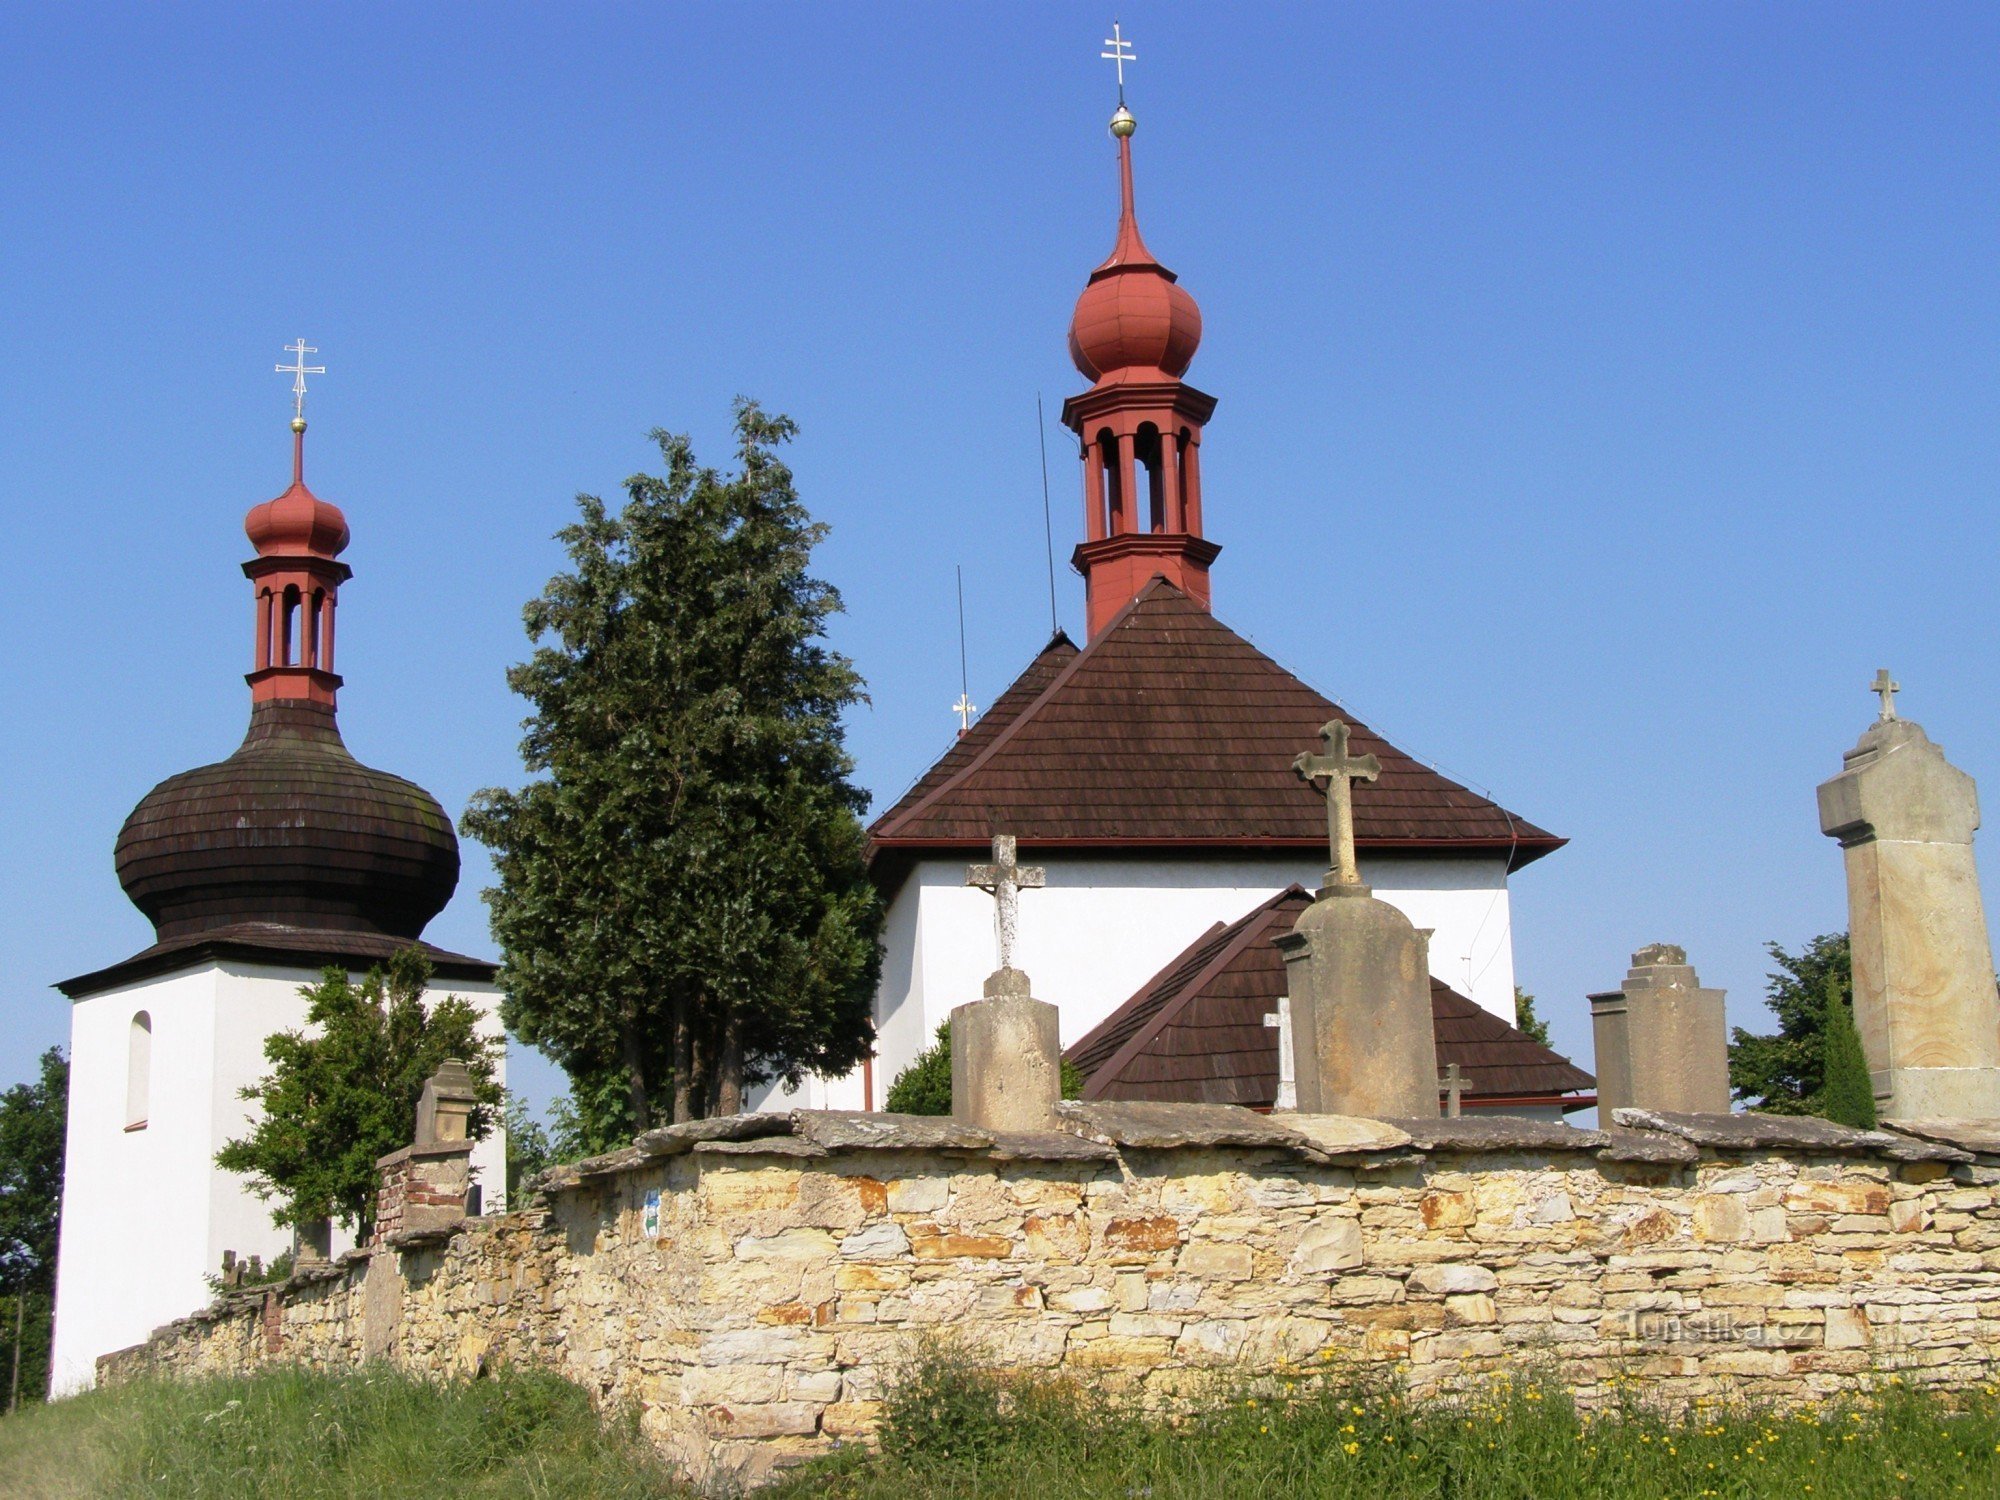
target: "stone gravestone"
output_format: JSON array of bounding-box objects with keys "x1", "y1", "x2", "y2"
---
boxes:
[
  {"x1": 1589, "y1": 944, "x2": 1730, "y2": 1115},
  {"x1": 1818, "y1": 672, "x2": 2000, "y2": 1118},
  {"x1": 1276, "y1": 720, "x2": 1441, "y2": 1118},
  {"x1": 952, "y1": 836, "x2": 1063, "y2": 1131}
]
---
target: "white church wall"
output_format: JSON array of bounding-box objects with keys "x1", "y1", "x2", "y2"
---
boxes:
[
  {"x1": 753, "y1": 852, "x2": 1516, "y2": 1113},
  {"x1": 52, "y1": 960, "x2": 508, "y2": 1393},
  {"x1": 52, "y1": 967, "x2": 222, "y2": 1395}
]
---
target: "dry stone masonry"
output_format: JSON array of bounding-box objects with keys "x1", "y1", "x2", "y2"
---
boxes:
[{"x1": 105, "y1": 1101, "x2": 2000, "y2": 1489}]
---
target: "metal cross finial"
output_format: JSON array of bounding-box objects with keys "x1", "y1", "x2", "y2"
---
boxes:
[
  {"x1": 1872, "y1": 668, "x2": 1900, "y2": 722},
  {"x1": 966, "y1": 835, "x2": 1045, "y2": 974},
  {"x1": 1294, "y1": 719, "x2": 1382, "y2": 889},
  {"x1": 952, "y1": 692, "x2": 978, "y2": 735},
  {"x1": 1101, "y1": 21, "x2": 1136, "y2": 99},
  {"x1": 276, "y1": 338, "x2": 325, "y2": 422}
]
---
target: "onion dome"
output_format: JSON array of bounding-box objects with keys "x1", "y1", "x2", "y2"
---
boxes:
[
  {"x1": 1069, "y1": 108, "x2": 1203, "y2": 384},
  {"x1": 243, "y1": 419, "x2": 350, "y2": 559},
  {"x1": 115, "y1": 700, "x2": 460, "y2": 942}
]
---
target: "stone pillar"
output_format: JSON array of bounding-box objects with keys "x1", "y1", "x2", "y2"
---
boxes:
[
  {"x1": 1819, "y1": 715, "x2": 2000, "y2": 1118},
  {"x1": 951, "y1": 967, "x2": 1062, "y2": 1132},
  {"x1": 414, "y1": 1058, "x2": 479, "y2": 1145},
  {"x1": 1277, "y1": 887, "x2": 1440, "y2": 1118},
  {"x1": 371, "y1": 1060, "x2": 479, "y2": 1244},
  {"x1": 1590, "y1": 944, "x2": 1729, "y2": 1115}
]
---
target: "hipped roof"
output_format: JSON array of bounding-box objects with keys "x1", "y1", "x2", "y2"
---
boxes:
[
  {"x1": 869, "y1": 581, "x2": 1560, "y2": 867},
  {"x1": 1065, "y1": 886, "x2": 1594, "y2": 1109}
]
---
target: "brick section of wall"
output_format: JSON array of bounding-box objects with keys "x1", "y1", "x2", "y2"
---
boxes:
[
  {"x1": 106, "y1": 1123, "x2": 2000, "y2": 1490},
  {"x1": 373, "y1": 1141, "x2": 474, "y2": 1243}
]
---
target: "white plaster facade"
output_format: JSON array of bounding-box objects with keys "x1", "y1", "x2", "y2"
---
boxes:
[
  {"x1": 50, "y1": 959, "x2": 505, "y2": 1393},
  {"x1": 753, "y1": 853, "x2": 1516, "y2": 1112}
]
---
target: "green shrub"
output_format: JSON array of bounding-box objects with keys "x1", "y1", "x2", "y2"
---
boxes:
[{"x1": 884, "y1": 1022, "x2": 1085, "y2": 1116}]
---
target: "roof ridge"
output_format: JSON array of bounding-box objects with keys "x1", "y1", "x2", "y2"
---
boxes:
[
  {"x1": 870, "y1": 584, "x2": 1173, "y2": 841},
  {"x1": 1074, "y1": 884, "x2": 1309, "y2": 1094}
]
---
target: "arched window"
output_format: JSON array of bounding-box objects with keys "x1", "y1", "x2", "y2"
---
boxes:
[
  {"x1": 1136, "y1": 423, "x2": 1164, "y2": 532},
  {"x1": 125, "y1": 1012, "x2": 152, "y2": 1130},
  {"x1": 1096, "y1": 429, "x2": 1122, "y2": 534},
  {"x1": 280, "y1": 586, "x2": 302, "y2": 667}
]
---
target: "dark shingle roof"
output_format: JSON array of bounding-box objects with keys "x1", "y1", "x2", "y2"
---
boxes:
[
  {"x1": 58, "y1": 923, "x2": 495, "y2": 999},
  {"x1": 1065, "y1": 886, "x2": 1593, "y2": 1110},
  {"x1": 869, "y1": 582, "x2": 1559, "y2": 866}
]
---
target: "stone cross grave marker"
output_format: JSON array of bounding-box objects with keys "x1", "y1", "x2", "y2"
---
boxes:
[
  {"x1": 1872, "y1": 667, "x2": 1900, "y2": 721},
  {"x1": 1439, "y1": 1063, "x2": 1465, "y2": 1118},
  {"x1": 966, "y1": 834, "x2": 1045, "y2": 976},
  {"x1": 1293, "y1": 719, "x2": 1381, "y2": 889},
  {"x1": 1262, "y1": 998, "x2": 1297, "y2": 1110}
]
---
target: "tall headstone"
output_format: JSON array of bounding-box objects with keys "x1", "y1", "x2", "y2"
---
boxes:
[
  {"x1": 1589, "y1": 944, "x2": 1730, "y2": 1115},
  {"x1": 952, "y1": 836, "x2": 1063, "y2": 1131},
  {"x1": 1818, "y1": 673, "x2": 2000, "y2": 1118},
  {"x1": 1276, "y1": 721, "x2": 1441, "y2": 1118}
]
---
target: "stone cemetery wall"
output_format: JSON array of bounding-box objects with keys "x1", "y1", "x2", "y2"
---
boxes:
[{"x1": 102, "y1": 1104, "x2": 2000, "y2": 1488}]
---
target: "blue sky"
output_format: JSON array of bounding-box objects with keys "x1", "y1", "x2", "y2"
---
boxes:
[{"x1": 4, "y1": 4, "x2": 1999, "y2": 1118}]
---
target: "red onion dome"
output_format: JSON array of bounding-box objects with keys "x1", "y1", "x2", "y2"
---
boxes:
[
  {"x1": 243, "y1": 420, "x2": 349, "y2": 559},
  {"x1": 1067, "y1": 110, "x2": 1203, "y2": 384}
]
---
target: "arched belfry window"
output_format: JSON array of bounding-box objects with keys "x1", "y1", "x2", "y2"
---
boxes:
[{"x1": 125, "y1": 1011, "x2": 152, "y2": 1130}]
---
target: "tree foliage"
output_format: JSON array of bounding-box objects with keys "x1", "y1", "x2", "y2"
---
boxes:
[
  {"x1": 1729, "y1": 932, "x2": 1857, "y2": 1118},
  {"x1": 884, "y1": 1022, "x2": 1085, "y2": 1116},
  {"x1": 216, "y1": 950, "x2": 501, "y2": 1235},
  {"x1": 462, "y1": 403, "x2": 882, "y2": 1139},
  {"x1": 0, "y1": 1048, "x2": 65, "y2": 1405},
  {"x1": 1818, "y1": 969, "x2": 1879, "y2": 1130},
  {"x1": 0, "y1": 1048, "x2": 65, "y2": 1297},
  {"x1": 503, "y1": 1093, "x2": 593, "y2": 1198},
  {"x1": 1512, "y1": 988, "x2": 1552, "y2": 1048}
]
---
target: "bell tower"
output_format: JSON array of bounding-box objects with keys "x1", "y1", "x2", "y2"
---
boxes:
[
  {"x1": 243, "y1": 340, "x2": 350, "y2": 707},
  {"x1": 1061, "y1": 97, "x2": 1218, "y2": 640}
]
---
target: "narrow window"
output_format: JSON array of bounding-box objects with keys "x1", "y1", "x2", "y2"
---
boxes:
[
  {"x1": 280, "y1": 586, "x2": 301, "y2": 666},
  {"x1": 1097, "y1": 429, "x2": 1122, "y2": 534},
  {"x1": 1137, "y1": 423, "x2": 1164, "y2": 532},
  {"x1": 125, "y1": 1012, "x2": 151, "y2": 1130}
]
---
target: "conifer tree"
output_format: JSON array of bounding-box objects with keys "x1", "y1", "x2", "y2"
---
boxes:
[
  {"x1": 1817, "y1": 971, "x2": 1879, "y2": 1130},
  {"x1": 1729, "y1": 932, "x2": 1853, "y2": 1117},
  {"x1": 462, "y1": 403, "x2": 882, "y2": 1140}
]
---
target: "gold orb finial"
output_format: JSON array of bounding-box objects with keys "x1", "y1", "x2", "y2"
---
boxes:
[
  {"x1": 1110, "y1": 104, "x2": 1136, "y2": 138},
  {"x1": 291, "y1": 416, "x2": 308, "y2": 434}
]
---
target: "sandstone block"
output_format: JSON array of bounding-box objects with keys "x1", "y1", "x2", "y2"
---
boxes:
[
  {"x1": 886, "y1": 1177, "x2": 950, "y2": 1214},
  {"x1": 1692, "y1": 1196, "x2": 1750, "y2": 1243},
  {"x1": 705, "y1": 1402, "x2": 819, "y2": 1438},
  {"x1": 1445, "y1": 1293, "x2": 1497, "y2": 1326},
  {"x1": 1180, "y1": 1241, "x2": 1253, "y2": 1281},
  {"x1": 1406, "y1": 1264, "x2": 1498, "y2": 1296},
  {"x1": 1291, "y1": 1219, "x2": 1365, "y2": 1274},
  {"x1": 839, "y1": 1222, "x2": 910, "y2": 1259}
]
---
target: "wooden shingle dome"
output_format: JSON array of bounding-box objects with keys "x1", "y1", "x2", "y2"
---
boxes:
[{"x1": 115, "y1": 699, "x2": 460, "y2": 942}]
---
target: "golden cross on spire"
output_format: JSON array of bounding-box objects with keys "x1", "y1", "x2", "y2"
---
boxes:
[
  {"x1": 1101, "y1": 21, "x2": 1136, "y2": 101},
  {"x1": 276, "y1": 338, "x2": 325, "y2": 424},
  {"x1": 953, "y1": 692, "x2": 978, "y2": 734}
]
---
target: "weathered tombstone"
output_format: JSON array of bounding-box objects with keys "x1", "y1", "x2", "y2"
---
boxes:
[
  {"x1": 1589, "y1": 944, "x2": 1729, "y2": 1115},
  {"x1": 373, "y1": 1059, "x2": 480, "y2": 1243},
  {"x1": 1818, "y1": 672, "x2": 2000, "y2": 1118},
  {"x1": 952, "y1": 836, "x2": 1063, "y2": 1131},
  {"x1": 1277, "y1": 720, "x2": 1441, "y2": 1117},
  {"x1": 414, "y1": 1058, "x2": 479, "y2": 1144}
]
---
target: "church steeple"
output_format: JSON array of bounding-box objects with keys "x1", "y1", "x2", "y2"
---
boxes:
[
  {"x1": 242, "y1": 341, "x2": 350, "y2": 707},
  {"x1": 1062, "y1": 92, "x2": 1219, "y2": 641}
]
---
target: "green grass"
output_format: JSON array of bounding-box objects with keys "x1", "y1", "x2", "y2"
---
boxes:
[
  {"x1": 769, "y1": 1349, "x2": 2000, "y2": 1500},
  {"x1": 0, "y1": 1365, "x2": 680, "y2": 1499},
  {"x1": 2, "y1": 1357, "x2": 1997, "y2": 1499}
]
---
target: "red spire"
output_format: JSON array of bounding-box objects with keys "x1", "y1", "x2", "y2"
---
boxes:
[
  {"x1": 1061, "y1": 106, "x2": 1219, "y2": 640},
  {"x1": 242, "y1": 418, "x2": 352, "y2": 707}
]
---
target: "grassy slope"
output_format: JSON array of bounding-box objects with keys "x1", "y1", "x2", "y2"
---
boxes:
[{"x1": 1, "y1": 1359, "x2": 1996, "y2": 1499}]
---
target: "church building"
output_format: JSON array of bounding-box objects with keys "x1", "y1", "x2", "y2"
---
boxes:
[
  {"x1": 770, "y1": 95, "x2": 1572, "y2": 1112},
  {"x1": 49, "y1": 390, "x2": 506, "y2": 1391}
]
